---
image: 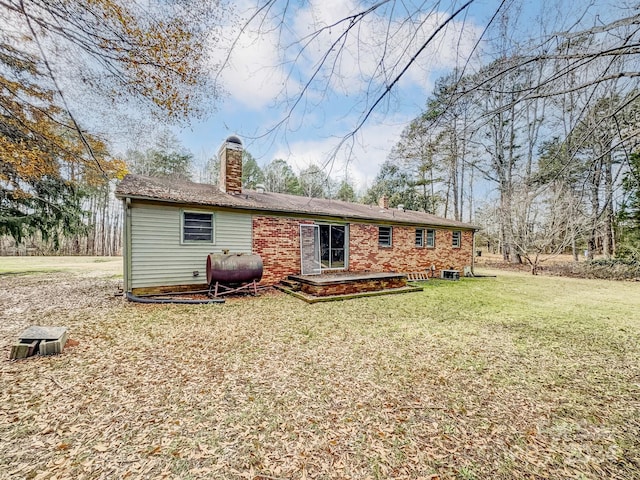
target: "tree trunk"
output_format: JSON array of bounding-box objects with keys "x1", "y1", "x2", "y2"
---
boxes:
[{"x1": 603, "y1": 151, "x2": 614, "y2": 258}]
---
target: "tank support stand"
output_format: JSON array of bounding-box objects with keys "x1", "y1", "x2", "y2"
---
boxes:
[{"x1": 208, "y1": 280, "x2": 259, "y2": 298}]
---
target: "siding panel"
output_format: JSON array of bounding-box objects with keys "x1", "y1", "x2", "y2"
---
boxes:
[{"x1": 130, "y1": 203, "x2": 252, "y2": 288}]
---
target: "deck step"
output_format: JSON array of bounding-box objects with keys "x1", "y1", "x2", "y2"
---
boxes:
[{"x1": 280, "y1": 279, "x2": 302, "y2": 291}]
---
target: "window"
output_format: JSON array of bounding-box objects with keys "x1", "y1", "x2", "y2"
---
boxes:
[
  {"x1": 378, "y1": 226, "x2": 392, "y2": 247},
  {"x1": 452, "y1": 230, "x2": 461, "y2": 248},
  {"x1": 319, "y1": 224, "x2": 348, "y2": 269},
  {"x1": 182, "y1": 211, "x2": 214, "y2": 243},
  {"x1": 426, "y1": 229, "x2": 436, "y2": 248},
  {"x1": 415, "y1": 228, "x2": 424, "y2": 247}
]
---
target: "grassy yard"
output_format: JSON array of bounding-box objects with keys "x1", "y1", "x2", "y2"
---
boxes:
[
  {"x1": 1, "y1": 259, "x2": 639, "y2": 479},
  {"x1": 0, "y1": 256, "x2": 122, "y2": 276}
]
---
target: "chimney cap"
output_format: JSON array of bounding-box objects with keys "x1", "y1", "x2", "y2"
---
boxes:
[{"x1": 226, "y1": 135, "x2": 242, "y2": 146}]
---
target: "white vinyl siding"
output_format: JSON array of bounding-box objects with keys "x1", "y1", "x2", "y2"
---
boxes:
[{"x1": 130, "y1": 203, "x2": 251, "y2": 288}]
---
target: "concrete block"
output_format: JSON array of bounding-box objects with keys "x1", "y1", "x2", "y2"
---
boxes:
[
  {"x1": 26, "y1": 340, "x2": 39, "y2": 357},
  {"x1": 10, "y1": 343, "x2": 30, "y2": 360},
  {"x1": 39, "y1": 340, "x2": 62, "y2": 355},
  {"x1": 38, "y1": 330, "x2": 69, "y2": 356},
  {"x1": 19, "y1": 326, "x2": 68, "y2": 341}
]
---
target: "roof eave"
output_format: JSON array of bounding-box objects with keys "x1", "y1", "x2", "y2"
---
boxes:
[{"x1": 117, "y1": 193, "x2": 477, "y2": 230}]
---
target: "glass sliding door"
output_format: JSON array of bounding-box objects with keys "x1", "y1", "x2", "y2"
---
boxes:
[{"x1": 319, "y1": 224, "x2": 347, "y2": 270}]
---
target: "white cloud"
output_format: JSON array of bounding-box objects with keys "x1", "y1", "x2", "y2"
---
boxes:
[
  {"x1": 202, "y1": 0, "x2": 484, "y2": 187},
  {"x1": 289, "y1": 0, "x2": 483, "y2": 97},
  {"x1": 210, "y1": 4, "x2": 296, "y2": 109},
  {"x1": 271, "y1": 118, "x2": 407, "y2": 191},
  {"x1": 210, "y1": 1, "x2": 482, "y2": 113}
]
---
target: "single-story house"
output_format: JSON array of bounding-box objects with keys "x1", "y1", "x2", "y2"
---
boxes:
[{"x1": 115, "y1": 136, "x2": 478, "y2": 295}]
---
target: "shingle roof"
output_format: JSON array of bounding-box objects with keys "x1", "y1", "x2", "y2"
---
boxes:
[{"x1": 115, "y1": 174, "x2": 477, "y2": 230}]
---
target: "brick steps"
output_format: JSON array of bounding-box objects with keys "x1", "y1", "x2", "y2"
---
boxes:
[{"x1": 279, "y1": 278, "x2": 302, "y2": 291}]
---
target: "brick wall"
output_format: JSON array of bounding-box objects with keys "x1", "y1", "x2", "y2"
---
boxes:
[
  {"x1": 253, "y1": 216, "x2": 313, "y2": 284},
  {"x1": 349, "y1": 224, "x2": 473, "y2": 276},
  {"x1": 253, "y1": 215, "x2": 474, "y2": 285},
  {"x1": 301, "y1": 277, "x2": 406, "y2": 297},
  {"x1": 219, "y1": 145, "x2": 243, "y2": 194}
]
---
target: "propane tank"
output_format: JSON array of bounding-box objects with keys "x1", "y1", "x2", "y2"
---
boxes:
[{"x1": 206, "y1": 253, "x2": 263, "y2": 285}]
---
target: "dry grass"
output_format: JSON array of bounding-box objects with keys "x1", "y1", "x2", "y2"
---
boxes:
[
  {"x1": 0, "y1": 256, "x2": 122, "y2": 276},
  {"x1": 476, "y1": 253, "x2": 640, "y2": 280},
  {"x1": 1, "y1": 259, "x2": 640, "y2": 479}
]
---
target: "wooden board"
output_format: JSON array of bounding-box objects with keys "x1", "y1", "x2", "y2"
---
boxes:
[{"x1": 407, "y1": 272, "x2": 429, "y2": 281}]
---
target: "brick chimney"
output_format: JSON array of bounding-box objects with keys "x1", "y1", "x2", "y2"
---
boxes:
[
  {"x1": 218, "y1": 135, "x2": 243, "y2": 195},
  {"x1": 378, "y1": 195, "x2": 388, "y2": 209}
]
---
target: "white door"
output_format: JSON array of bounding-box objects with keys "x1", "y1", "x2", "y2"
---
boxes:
[{"x1": 299, "y1": 224, "x2": 321, "y2": 275}]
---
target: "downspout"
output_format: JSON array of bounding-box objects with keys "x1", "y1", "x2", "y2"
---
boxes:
[
  {"x1": 471, "y1": 229, "x2": 476, "y2": 276},
  {"x1": 124, "y1": 197, "x2": 133, "y2": 293}
]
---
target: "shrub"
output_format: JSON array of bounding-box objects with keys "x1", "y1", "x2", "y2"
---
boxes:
[{"x1": 591, "y1": 259, "x2": 640, "y2": 280}]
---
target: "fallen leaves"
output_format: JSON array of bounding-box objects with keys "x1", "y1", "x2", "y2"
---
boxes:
[{"x1": 1, "y1": 269, "x2": 640, "y2": 479}]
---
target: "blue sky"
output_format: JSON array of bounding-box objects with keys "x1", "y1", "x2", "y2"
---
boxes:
[
  {"x1": 174, "y1": 0, "x2": 503, "y2": 191},
  {"x1": 170, "y1": 0, "x2": 612, "y2": 192}
]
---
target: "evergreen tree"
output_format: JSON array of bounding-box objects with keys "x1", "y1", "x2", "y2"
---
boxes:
[
  {"x1": 263, "y1": 159, "x2": 302, "y2": 195},
  {"x1": 363, "y1": 160, "x2": 436, "y2": 211},
  {"x1": 0, "y1": 44, "x2": 124, "y2": 246},
  {"x1": 335, "y1": 180, "x2": 357, "y2": 202},
  {"x1": 618, "y1": 152, "x2": 640, "y2": 260},
  {"x1": 242, "y1": 152, "x2": 265, "y2": 189}
]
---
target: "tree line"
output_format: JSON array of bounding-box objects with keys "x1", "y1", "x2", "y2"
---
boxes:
[
  {"x1": 213, "y1": 0, "x2": 639, "y2": 271},
  {"x1": 2, "y1": 0, "x2": 639, "y2": 267},
  {"x1": 0, "y1": 0, "x2": 219, "y2": 255},
  {"x1": 368, "y1": 6, "x2": 640, "y2": 271}
]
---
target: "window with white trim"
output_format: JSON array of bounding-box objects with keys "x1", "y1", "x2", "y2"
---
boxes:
[
  {"x1": 378, "y1": 226, "x2": 392, "y2": 247},
  {"x1": 452, "y1": 230, "x2": 461, "y2": 248},
  {"x1": 426, "y1": 229, "x2": 436, "y2": 248},
  {"x1": 182, "y1": 211, "x2": 214, "y2": 243},
  {"x1": 415, "y1": 228, "x2": 424, "y2": 247}
]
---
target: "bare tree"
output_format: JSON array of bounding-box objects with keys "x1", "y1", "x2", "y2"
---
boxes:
[
  {"x1": 510, "y1": 181, "x2": 588, "y2": 274},
  {"x1": 219, "y1": 0, "x2": 489, "y2": 152},
  {"x1": 222, "y1": 2, "x2": 637, "y2": 156}
]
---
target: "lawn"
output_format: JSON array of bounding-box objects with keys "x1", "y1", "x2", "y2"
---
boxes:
[{"x1": 1, "y1": 258, "x2": 639, "y2": 479}]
